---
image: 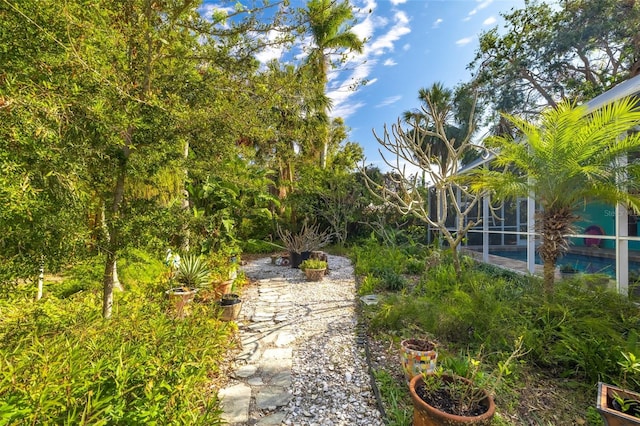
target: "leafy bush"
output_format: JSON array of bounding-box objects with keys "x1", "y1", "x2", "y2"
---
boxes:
[
  {"x1": 357, "y1": 274, "x2": 381, "y2": 295},
  {"x1": 355, "y1": 242, "x2": 640, "y2": 390},
  {"x1": 0, "y1": 251, "x2": 234, "y2": 424},
  {"x1": 350, "y1": 237, "x2": 407, "y2": 276},
  {"x1": 371, "y1": 267, "x2": 407, "y2": 292}
]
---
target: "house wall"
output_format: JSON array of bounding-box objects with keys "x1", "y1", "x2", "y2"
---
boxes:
[{"x1": 573, "y1": 202, "x2": 640, "y2": 251}]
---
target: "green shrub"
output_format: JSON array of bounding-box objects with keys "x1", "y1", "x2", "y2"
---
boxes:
[
  {"x1": 0, "y1": 251, "x2": 234, "y2": 425},
  {"x1": 363, "y1": 246, "x2": 640, "y2": 389},
  {"x1": 372, "y1": 267, "x2": 407, "y2": 292},
  {"x1": 300, "y1": 259, "x2": 328, "y2": 270},
  {"x1": 357, "y1": 274, "x2": 381, "y2": 295},
  {"x1": 405, "y1": 256, "x2": 424, "y2": 275},
  {"x1": 350, "y1": 238, "x2": 407, "y2": 276}
]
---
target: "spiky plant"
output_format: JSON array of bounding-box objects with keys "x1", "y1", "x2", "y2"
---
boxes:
[{"x1": 175, "y1": 255, "x2": 210, "y2": 290}]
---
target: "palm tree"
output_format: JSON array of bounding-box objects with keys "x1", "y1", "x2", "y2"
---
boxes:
[
  {"x1": 302, "y1": 0, "x2": 364, "y2": 168},
  {"x1": 402, "y1": 82, "x2": 480, "y2": 167},
  {"x1": 470, "y1": 98, "x2": 640, "y2": 294}
]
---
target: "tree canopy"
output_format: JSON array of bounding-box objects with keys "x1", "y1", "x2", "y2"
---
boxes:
[{"x1": 471, "y1": 0, "x2": 640, "y2": 121}]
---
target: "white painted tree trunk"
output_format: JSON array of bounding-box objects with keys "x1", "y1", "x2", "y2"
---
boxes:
[{"x1": 36, "y1": 256, "x2": 44, "y2": 301}]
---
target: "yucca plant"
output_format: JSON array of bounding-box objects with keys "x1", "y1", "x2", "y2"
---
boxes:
[{"x1": 174, "y1": 255, "x2": 211, "y2": 291}]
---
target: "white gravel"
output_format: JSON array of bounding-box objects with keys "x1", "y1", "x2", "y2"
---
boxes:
[{"x1": 240, "y1": 254, "x2": 384, "y2": 426}]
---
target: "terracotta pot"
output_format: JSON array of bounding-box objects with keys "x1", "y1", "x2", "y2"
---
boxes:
[
  {"x1": 596, "y1": 382, "x2": 640, "y2": 425},
  {"x1": 304, "y1": 268, "x2": 326, "y2": 282},
  {"x1": 165, "y1": 288, "x2": 198, "y2": 319},
  {"x1": 400, "y1": 339, "x2": 437, "y2": 383},
  {"x1": 213, "y1": 279, "x2": 234, "y2": 299},
  {"x1": 409, "y1": 374, "x2": 495, "y2": 426}
]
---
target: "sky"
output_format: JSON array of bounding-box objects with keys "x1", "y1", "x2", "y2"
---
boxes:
[
  {"x1": 201, "y1": 0, "x2": 527, "y2": 171},
  {"x1": 326, "y1": 0, "x2": 526, "y2": 171}
]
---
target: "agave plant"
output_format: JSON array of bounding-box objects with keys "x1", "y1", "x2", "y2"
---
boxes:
[{"x1": 174, "y1": 255, "x2": 211, "y2": 290}]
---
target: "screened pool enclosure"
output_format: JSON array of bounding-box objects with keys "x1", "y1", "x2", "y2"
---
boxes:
[{"x1": 438, "y1": 73, "x2": 640, "y2": 297}]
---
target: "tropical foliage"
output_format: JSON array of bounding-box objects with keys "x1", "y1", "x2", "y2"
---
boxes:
[{"x1": 470, "y1": 98, "x2": 640, "y2": 293}]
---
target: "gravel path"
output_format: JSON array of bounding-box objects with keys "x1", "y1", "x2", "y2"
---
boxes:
[{"x1": 219, "y1": 254, "x2": 384, "y2": 425}]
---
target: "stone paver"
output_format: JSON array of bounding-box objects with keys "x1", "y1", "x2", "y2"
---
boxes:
[
  {"x1": 218, "y1": 271, "x2": 297, "y2": 425},
  {"x1": 219, "y1": 383, "x2": 252, "y2": 423},
  {"x1": 218, "y1": 256, "x2": 383, "y2": 425}
]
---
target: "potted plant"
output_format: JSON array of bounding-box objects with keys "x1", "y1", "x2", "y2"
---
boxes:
[
  {"x1": 218, "y1": 293, "x2": 242, "y2": 321},
  {"x1": 597, "y1": 383, "x2": 640, "y2": 425},
  {"x1": 410, "y1": 371, "x2": 495, "y2": 426},
  {"x1": 400, "y1": 338, "x2": 438, "y2": 383},
  {"x1": 206, "y1": 251, "x2": 238, "y2": 300},
  {"x1": 409, "y1": 337, "x2": 525, "y2": 426},
  {"x1": 596, "y1": 352, "x2": 640, "y2": 425},
  {"x1": 559, "y1": 262, "x2": 579, "y2": 279},
  {"x1": 166, "y1": 254, "x2": 211, "y2": 318},
  {"x1": 300, "y1": 259, "x2": 328, "y2": 282},
  {"x1": 277, "y1": 221, "x2": 332, "y2": 268}
]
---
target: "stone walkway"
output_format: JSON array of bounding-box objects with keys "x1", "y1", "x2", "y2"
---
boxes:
[
  {"x1": 217, "y1": 255, "x2": 383, "y2": 426},
  {"x1": 218, "y1": 278, "x2": 295, "y2": 425}
]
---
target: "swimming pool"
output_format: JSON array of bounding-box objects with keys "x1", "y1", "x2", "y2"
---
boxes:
[{"x1": 489, "y1": 250, "x2": 639, "y2": 276}]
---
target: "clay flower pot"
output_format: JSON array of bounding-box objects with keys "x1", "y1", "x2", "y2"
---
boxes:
[
  {"x1": 409, "y1": 373, "x2": 495, "y2": 426},
  {"x1": 165, "y1": 287, "x2": 198, "y2": 319}
]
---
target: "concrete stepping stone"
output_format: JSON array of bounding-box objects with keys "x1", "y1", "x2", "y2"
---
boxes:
[
  {"x1": 219, "y1": 383, "x2": 251, "y2": 423},
  {"x1": 256, "y1": 386, "x2": 292, "y2": 409},
  {"x1": 256, "y1": 412, "x2": 286, "y2": 425},
  {"x1": 235, "y1": 364, "x2": 257, "y2": 378},
  {"x1": 270, "y1": 371, "x2": 292, "y2": 387},
  {"x1": 274, "y1": 331, "x2": 295, "y2": 346}
]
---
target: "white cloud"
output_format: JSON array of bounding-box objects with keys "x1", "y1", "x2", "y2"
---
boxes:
[
  {"x1": 383, "y1": 58, "x2": 397, "y2": 66},
  {"x1": 376, "y1": 95, "x2": 402, "y2": 108},
  {"x1": 403, "y1": 43, "x2": 410, "y2": 51},
  {"x1": 465, "y1": 0, "x2": 494, "y2": 20},
  {"x1": 455, "y1": 37, "x2": 474, "y2": 47},
  {"x1": 326, "y1": 0, "x2": 412, "y2": 119},
  {"x1": 368, "y1": 11, "x2": 411, "y2": 56},
  {"x1": 253, "y1": 30, "x2": 286, "y2": 64},
  {"x1": 477, "y1": 0, "x2": 494, "y2": 10},
  {"x1": 432, "y1": 18, "x2": 443, "y2": 29},
  {"x1": 390, "y1": 0, "x2": 407, "y2": 4},
  {"x1": 483, "y1": 16, "x2": 497, "y2": 26}
]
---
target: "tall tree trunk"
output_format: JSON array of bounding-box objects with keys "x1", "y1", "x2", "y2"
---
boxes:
[
  {"x1": 181, "y1": 139, "x2": 190, "y2": 252},
  {"x1": 102, "y1": 144, "x2": 130, "y2": 319},
  {"x1": 101, "y1": 202, "x2": 124, "y2": 292},
  {"x1": 36, "y1": 255, "x2": 44, "y2": 301}
]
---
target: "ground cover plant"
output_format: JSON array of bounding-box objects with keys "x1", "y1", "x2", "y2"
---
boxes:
[
  {"x1": 0, "y1": 250, "x2": 236, "y2": 424},
  {"x1": 352, "y1": 242, "x2": 640, "y2": 425}
]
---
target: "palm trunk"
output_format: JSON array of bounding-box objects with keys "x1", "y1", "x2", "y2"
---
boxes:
[
  {"x1": 540, "y1": 208, "x2": 575, "y2": 296},
  {"x1": 543, "y1": 261, "x2": 556, "y2": 296}
]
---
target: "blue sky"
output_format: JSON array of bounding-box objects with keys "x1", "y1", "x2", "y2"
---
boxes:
[
  {"x1": 201, "y1": 0, "x2": 527, "y2": 170},
  {"x1": 333, "y1": 0, "x2": 526, "y2": 170}
]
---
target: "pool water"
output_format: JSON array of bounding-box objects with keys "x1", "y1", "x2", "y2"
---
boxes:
[{"x1": 488, "y1": 250, "x2": 636, "y2": 277}]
